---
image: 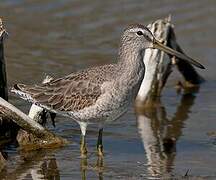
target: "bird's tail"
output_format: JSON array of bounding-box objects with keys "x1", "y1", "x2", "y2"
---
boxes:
[{"x1": 11, "y1": 84, "x2": 34, "y2": 103}]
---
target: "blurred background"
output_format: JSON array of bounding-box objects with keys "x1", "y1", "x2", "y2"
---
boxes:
[{"x1": 0, "y1": 0, "x2": 216, "y2": 179}]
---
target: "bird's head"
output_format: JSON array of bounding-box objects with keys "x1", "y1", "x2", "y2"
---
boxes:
[{"x1": 121, "y1": 24, "x2": 204, "y2": 69}]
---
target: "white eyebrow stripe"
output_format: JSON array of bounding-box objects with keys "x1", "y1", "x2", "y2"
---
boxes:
[{"x1": 128, "y1": 27, "x2": 144, "y2": 33}]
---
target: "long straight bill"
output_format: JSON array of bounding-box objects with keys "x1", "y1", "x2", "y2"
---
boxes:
[{"x1": 153, "y1": 40, "x2": 205, "y2": 69}]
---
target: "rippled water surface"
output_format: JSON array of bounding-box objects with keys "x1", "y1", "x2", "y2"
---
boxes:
[{"x1": 0, "y1": 0, "x2": 216, "y2": 179}]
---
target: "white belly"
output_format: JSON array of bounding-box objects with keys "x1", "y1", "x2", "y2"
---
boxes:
[{"x1": 68, "y1": 89, "x2": 131, "y2": 124}]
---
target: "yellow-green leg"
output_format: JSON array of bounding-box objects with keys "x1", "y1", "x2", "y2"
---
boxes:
[
  {"x1": 97, "y1": 128, "x2": 103, "y2": 156},
  {"x1": 80, "y1": 134, "x2": 87, "y2": 157},
  {"x1": 79, "y1": 122, "x2": 88, "y2": 157}
]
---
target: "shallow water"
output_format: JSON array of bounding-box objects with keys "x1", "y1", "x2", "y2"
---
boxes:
[{"x1": 0, "y1": 0, "x2": 216, "y2": 179}]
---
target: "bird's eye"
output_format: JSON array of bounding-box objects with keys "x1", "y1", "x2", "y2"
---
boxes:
[{"x1": 137, "y1": 31, "x2": 143, "y2": 36}]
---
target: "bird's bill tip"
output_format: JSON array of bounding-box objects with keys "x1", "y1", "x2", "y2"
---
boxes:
[{"x1": 153, "y1": 40, "x2": 205, "y2": 69}]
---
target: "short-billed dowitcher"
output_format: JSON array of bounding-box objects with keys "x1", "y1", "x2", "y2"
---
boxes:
[{"x1": 12, "y1": 24, "x2": 204, "y2": 156}]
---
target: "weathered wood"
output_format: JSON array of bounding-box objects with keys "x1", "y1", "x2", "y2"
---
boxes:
[
  {"x1": 0, "y1": 97, "x2": 46, "y2": 137},
  {"x1": 0, "y1": 97, "x2": 67, "y2": 150},
  {"x1": 0, "y1": 18, "x2": 17, "y2": 140},
  {"x1": 0, "y1": 18, "x2": 8, "y2": 101},
  {"x1": 0, "y1": 18, "x2": 9, "y2": 169},
  {"x1": 136, "y1": 16, "x2": 203, "y2": 105}
]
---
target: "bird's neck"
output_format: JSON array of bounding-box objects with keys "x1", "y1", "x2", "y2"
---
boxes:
[
  {"x1": 115, "y1": 44, "x2": 145, "y2": 100},
  {"x1": 117, "y1": 44, "x2": 145, "y2": 81}
]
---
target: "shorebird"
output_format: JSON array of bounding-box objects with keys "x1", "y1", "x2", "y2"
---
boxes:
[{"x1": 12, "y1": 24, "x2": 204, "y2": 156}]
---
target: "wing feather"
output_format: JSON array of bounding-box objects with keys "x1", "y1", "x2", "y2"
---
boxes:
[
  {"x1": 13, "y1": 77, "x2": 102, "y2": 112},
  {"x1": 12, "y1": 64, "x2": 117, "y2": 112}
]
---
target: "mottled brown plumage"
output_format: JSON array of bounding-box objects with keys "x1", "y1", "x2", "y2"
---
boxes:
[{"x1": 14, "y1": 64, "x2": 117, "y2": 112}]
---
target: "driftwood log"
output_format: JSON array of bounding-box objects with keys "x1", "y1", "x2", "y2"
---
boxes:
[
  {"x1": 0, "y1": 18, "x2": 18, "y2": 138},
  {"x1": 136, "y1": 16, "x2": 203, "y2": 105},
  {"x1": 0, "y1": 97, "x2": 67, "y2": 150},
  {"x1": 0, "y1": 18, "x2": 9, "y2": 170}
]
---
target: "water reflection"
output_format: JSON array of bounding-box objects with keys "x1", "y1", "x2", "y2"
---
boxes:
[
  {"x1": 0, "y1": 150, "x2": 60, "y2": 180},
  {"x1": 80, "y1": 156, "x2": 104, "y2": 180},
  {"x1": 136, "y1": 90, "x2": 198, "y2": 178},
  {"x1": 0, "y1": 147, "x2": 106, "y2": 180}
]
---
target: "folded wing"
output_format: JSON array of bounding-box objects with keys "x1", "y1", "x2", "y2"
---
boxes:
[{"x1": 13, "y1": 75, "x2": 102, "y2": 112}]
